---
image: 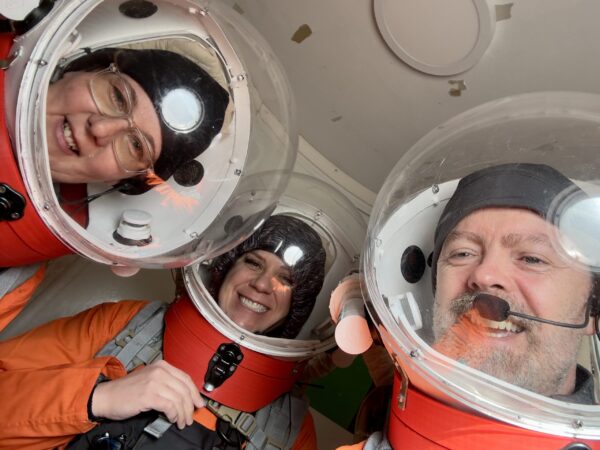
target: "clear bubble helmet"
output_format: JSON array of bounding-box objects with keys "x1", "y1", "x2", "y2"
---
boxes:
[
  {"x1": 0, "y1": 0, "x2": 296, "y2": 268},
  {"x1": 170, "y1": 174, "x2": 367, "y2": 412},
  {"x1": 362, "y1": 92, "x2": 600, "y2": 447}
]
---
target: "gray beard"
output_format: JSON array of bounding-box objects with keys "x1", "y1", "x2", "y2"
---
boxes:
[{"x1": 432, "y1": 293, "x2": 582, "y2": 396}]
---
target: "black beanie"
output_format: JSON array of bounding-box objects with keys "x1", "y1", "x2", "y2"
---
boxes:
[
  {"x1": 431, "y1": 163, "x2": 583, "y2": 290},
  {"x1": 62, "y1": 48, "x2": 229, "y2": 194},
  {"x1": 209, "y1": 214, "x2": 326, "y2": 339}
]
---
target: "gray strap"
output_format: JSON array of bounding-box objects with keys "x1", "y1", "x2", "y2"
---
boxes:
[
  {"x1": 95, "y1": 301, "x2": 170, "y2": 440},
  {"x1": 0, "y1": 264, "x2": 41, "y2": 298},
  {"x1": 96, "y1": 301, "x2": 167, "y2": 370},
  {"x1": 206, "y1": 399, "x2": 258, "y2": 435},
  {"x1": 214, "y1": 391, "x2": 308, "y2": 450},
  {"x1": 252, "y1": 392, "x2": 308, "y2": 450},
  {"x1": 115, "y1": 312, "x2": 164, "y2": 369},
  {"x1": 247, "y1": 399, "x2": 287, "y2": 450}
]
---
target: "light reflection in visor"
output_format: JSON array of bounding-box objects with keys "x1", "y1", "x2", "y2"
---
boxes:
[
  {"x1": 160, "y1": 88, "x2": 204, "y2": 132},
  {"x1": 283, "y1": 245, "x2": 304, "y2": 266}
]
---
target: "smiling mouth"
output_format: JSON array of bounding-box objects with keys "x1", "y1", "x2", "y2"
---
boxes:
[
  {"x1": 467, "y1": 313, "x2": 524, "y2": 335},
  {"x1": 240, "y1": 296, "x2": 269, "y2": 313},
  {"x1": 63, "y1": 120, "x2": 80, "y2": 155}
]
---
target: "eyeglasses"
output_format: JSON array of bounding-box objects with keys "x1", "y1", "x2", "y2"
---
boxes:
[{"x1": 88, "y1": 63, "x2": 155, "y2": 174}]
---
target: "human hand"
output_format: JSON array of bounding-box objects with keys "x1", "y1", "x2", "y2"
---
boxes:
[{"x1": 91, "y1": 360, "x2": 204, "y2": 429}]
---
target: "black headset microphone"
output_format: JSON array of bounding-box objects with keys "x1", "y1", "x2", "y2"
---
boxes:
[{"x1": 473, "y1": 293, "x2": 593, "y2": 329}]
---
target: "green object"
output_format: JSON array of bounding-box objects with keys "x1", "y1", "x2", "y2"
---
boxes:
[{"x1": 306, "y1": 356, "x2": 373, "y2": 430}]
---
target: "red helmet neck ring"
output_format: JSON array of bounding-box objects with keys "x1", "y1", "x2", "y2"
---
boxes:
[
  {"x1": 163, "y1": 295, "x2": 305, "y2": 412},
  {"x1": 388, "y1": 371, "x2": 600, "y2": 449}
]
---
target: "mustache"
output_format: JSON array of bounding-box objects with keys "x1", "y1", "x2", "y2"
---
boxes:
[
  {"x1": 448, "y1": 292, "x2": 477, "y2": 316},
  {"x1": 448, "y1": 292, "x2": 531, "y2": 330}
]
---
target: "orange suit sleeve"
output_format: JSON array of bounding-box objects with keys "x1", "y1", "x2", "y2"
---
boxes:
[
  {"x1": 0, "y1": 263, "x2": 46, "y2": 332},
  {"x1": 0, "y1": 300, "x2": 148, "y2": 450}
]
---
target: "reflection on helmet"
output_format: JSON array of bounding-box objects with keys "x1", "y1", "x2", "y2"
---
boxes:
[
  {"x1": 61, "y1": 47, "x2": 229, "y2": 194},
  {"x1": 2, "y1": 0, "x2": 297, "y2": 269},
  {"x1": 362, "y1": 96, "x2": 600, "y2": 446},
  {"x1": 431, "y1": 163, "x2": 598, "y2": 395},
  {"x1": 208, "y1": 214, "x2": 326, "y2": 339},
  {"x1": 169, "y1": 174, "x2": 364, "y2": 413}
]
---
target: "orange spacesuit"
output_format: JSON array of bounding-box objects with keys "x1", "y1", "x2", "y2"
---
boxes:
[{"x1": 0, "y1": 300, "x2": 316, "y2": 450}]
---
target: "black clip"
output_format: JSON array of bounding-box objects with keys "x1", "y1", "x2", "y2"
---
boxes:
[
  {"x1": 0, "y1": 183, "x2": 26, "y2": 222},
  {"x1": 90, "y1": 432, "x2": 126, "y2": 450},
  {"x1": 204, "y1": 343, "x2": 243, "y2": 392}
]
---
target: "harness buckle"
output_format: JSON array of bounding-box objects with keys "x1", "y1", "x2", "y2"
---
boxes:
[
  {"x1": 206, "y1": 400, "x2": 256, "y2": 435},
  {"x1": 207, "y1": 399, "x2": 285, "y2": 450}
]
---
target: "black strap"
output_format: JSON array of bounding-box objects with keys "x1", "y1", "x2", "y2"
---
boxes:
[
  {"x1": 67, "y1": 415, "x2": 243, "y2": 450},
  {"x1": 66, "y1": 412, "x2": 157, "y2": 450}
]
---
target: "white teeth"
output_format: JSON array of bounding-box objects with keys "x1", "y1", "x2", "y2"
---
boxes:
[
  {"x1": 471, "y1": 314, "x2": 522, "y2": 333},
  {"x1": 240, "y1": 296, "x2": 268, "y2": 313},
  {"x1": 63, "y1": 121, "x2": 79, "y2": 153}
]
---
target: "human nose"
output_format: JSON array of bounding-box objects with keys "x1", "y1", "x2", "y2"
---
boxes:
[
  {"x1": 466, "y1": 254, "x2": 511, "y2": 293},
  {"x1": 87, "y1": 115, "x2": 130, "y2": 144},
  {"x1": 250, "y1": 271, "x2": 274, "y2": 294}
]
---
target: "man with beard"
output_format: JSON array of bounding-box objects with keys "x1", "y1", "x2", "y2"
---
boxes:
[
  {"x1": 430, "y1": 163, "x2": 597, "y2": 402},
  {"x1": 338, "y1": 163, "x2": 599, "y2": 450}
]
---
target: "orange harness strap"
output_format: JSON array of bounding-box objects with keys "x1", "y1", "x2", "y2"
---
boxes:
[{"x1": 193, "y1": 407, "x2": 218, "y2": 431}]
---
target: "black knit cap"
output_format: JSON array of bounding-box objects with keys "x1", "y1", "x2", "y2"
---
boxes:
[
  {"x1": 63, "y1": 48, "x2": 229, "y2": 194},
  {"x1": 431, "y1": 163, "x2": 583, "y2": 290},
  {"x1": 208, "y1": 214, "x2": 326, "y2": 339}
]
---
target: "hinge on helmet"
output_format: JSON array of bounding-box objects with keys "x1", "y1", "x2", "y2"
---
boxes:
[{"x1": 0, "y1": 183, "x2": 25, "y2": 221}]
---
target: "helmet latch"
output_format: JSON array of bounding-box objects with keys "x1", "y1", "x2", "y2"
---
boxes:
[
  {"x1": 0, "y1": 183, "x2": 25, "y2": 221},
  {"x1": 204, "y1": 343, "x2": 244, "y2": 392}
]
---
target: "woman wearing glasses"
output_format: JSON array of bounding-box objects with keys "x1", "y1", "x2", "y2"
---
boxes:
[
  {"x1": 46, "y1": 48, "x2": 229, "y2": 192},
  {"x1": 0, "y1": 49, "x2": 229, "y2": 331}
]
